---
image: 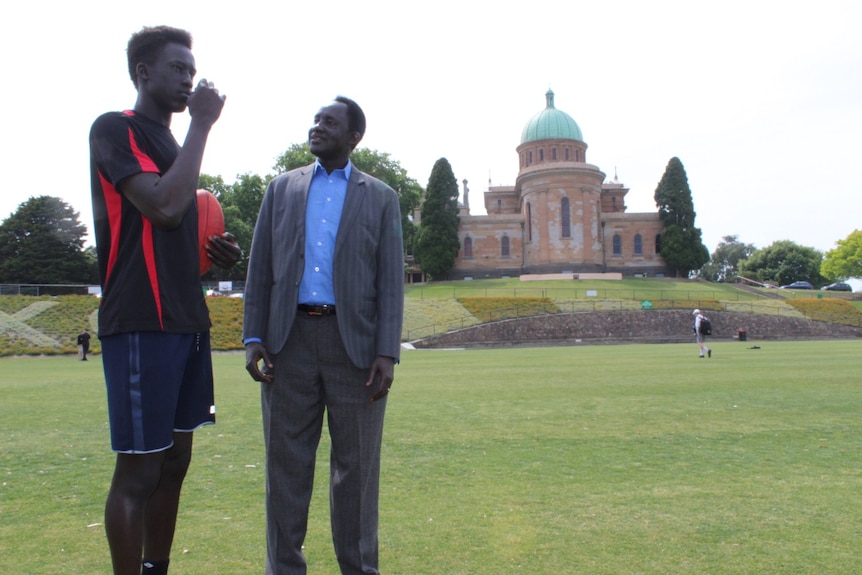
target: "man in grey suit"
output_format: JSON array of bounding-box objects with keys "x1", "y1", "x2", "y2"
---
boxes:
[{"x1": 243, "y1": 96, "x2": 404, "y2": 575}]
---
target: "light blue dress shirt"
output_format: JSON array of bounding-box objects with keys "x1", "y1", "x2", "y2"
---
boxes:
[
  {"x1": 244, "y1": 161, "x2": 352, "y2": 346},
  {"x1": 298, "y1": 160, "x2": 351, "y2": 305}
]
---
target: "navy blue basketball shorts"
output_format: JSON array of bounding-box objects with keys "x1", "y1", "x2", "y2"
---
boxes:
[{"x1": 101, "y1": 331, "x2": 215, "y2": 453}]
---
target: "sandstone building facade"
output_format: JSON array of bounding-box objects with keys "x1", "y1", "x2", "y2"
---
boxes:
[{"x1": 440, "y1": 90, "x2": 670, "y2": 280}]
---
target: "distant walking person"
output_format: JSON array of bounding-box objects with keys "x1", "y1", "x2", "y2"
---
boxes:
[
  {"x1": 692, "y1": 308, "x2": 712, "y2": 358},
  {"x1": 77, "y1": 329, "x2": 91, "y2": 360}
]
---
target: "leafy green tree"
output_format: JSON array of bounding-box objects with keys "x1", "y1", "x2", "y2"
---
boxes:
[
  {"x1": 657, "y1": 226, "x2": 709, "y2": 279},
  {"x1": 220, "y1": 173, "x2": 272, "y2": 231},
  {"x1": 200, "y1": 172, "x2": 270, "y2": 281},
  {"x1": 653, "y1": 157, "x2": 709, "y2": 276},
  {"x1": 700, "y1": 235, "x2": 756, "y2": 283},
  {"x1": 198, "y1": 173, "x2": 232, "y2": 197},
  {"x1": 350, "y1": 148, "x2": 422, "y2": 254},
  {"x1": 273, "y1": 143, "x2": 316, "y2": 174},
  {"x1": 83, "y1": 245, "x2": 99, "y2": 277},
  {"x1": 200, "y1": 144, "x2": 422, "y2": 280},
  {"x1": 738, "y1": 240, "x2": 825, "y2": 286},
  {"x1": 414, "y1": 158, "x2": 460, "y2": 281},
  {"x1": 274, "y1": 143, "x2": 422, "y2": 254},
  {"x1": 0, "y1": 196, "x2": 96, "y2": 284},
  {"x1": 821, "y1": 230, "x2": 862, "y2": 281}
]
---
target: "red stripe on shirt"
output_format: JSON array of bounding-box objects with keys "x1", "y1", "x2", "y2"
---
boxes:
[
  {"x1": 128, "y1": 127, "x2": 159, "y2": 173},
  {"x1": 140, "y1": 216, "x2": 165, "y2": 331},
  {"x1": 99, "y1": 172, "x2": 123, "y2": 288},
  {"x1": 124, "y1": 114, "x2": 164, "y2": 329}
]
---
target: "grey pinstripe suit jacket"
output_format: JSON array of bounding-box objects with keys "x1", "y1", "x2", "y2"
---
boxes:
[{"x1": 242, "y1": 163, "x2": 404, "y2": 368}]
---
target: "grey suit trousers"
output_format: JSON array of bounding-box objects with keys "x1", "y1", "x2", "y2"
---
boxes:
[{"x1": 262, "y1": 313, "x2": 386, "y2": 575}]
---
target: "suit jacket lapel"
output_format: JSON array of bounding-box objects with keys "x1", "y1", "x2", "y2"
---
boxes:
[
  {"x1": 335, "y1": 169, "x2": 367, "y2": 256},
  {"x1": 281, "y1": 165, "x2": 313, "y2": 254}
]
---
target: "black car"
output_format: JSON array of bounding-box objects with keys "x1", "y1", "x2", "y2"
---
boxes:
[
  {"x1": 821, "y1": 282, "x2": 853, "y2": 292},
  {"x1": 779, "y1": 281, "x2": 814, "y2": 289}
]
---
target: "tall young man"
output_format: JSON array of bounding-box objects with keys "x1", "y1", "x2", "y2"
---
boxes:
[{"x1": 88, "y1": 25, "x2": 238, "y2": 575}]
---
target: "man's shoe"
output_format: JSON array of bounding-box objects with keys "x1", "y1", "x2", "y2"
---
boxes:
[{"x1": 708, "y1": 349, "x2": 712, "y2": 358}]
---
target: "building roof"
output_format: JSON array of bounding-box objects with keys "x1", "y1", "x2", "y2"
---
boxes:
[{"x1": 520, "y1": 89, "x2": 583, "y2": 144}]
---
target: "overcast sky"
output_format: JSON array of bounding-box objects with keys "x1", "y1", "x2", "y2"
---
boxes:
[{"x1": 2, "y1": 0, "x2": 860, "y2": 257}]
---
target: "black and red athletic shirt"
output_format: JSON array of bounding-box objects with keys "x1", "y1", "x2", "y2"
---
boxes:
[{"x1": 89, "y1": 110, "x2": 210, "y2": 337}]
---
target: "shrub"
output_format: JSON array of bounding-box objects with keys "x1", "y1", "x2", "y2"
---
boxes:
[
  {"x1": 0, "y1": 295, "x2": 100, "y2": 356},
  {"x1": 205, "y1": 296, "x2": 245, "y2": 350},
  {"x1": 0, "y1": 295, "x2": 246, "y2": 357},
  {"x1": 647, "y1": 299, "x2": 721, "y2": 311},
  {"x1": 457, "y1": 297, "x2": 558, "y2": 322},
  {"x1": 787, "y1": 298, "x2": 862, "y2": 326}
]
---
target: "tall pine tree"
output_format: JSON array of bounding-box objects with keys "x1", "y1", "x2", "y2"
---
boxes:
[
  {"x1": 414, "y1": 158, "x2": 460, "y2": 281},
  {"x1": 653, "y1": 157, "x2": 709, "y2": 277}
]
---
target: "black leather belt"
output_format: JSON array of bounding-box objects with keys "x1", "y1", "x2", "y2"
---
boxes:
[{"x1": 298, "y1": 304, "x2": 337, "y2": 316}]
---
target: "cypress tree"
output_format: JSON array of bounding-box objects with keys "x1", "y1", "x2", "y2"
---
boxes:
[
  {"x1": 653, "y1": 157, "x2": 709, "y2": 276},
  {"x1": 414, "y1": 158, "x2": 460, "y2": 281}
]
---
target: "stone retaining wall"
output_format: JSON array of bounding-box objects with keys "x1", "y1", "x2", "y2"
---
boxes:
[{"x1": 411, "y1": 310, "x2": 862, "y2": 349}]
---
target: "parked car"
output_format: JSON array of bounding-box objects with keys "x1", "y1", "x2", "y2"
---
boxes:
[
  {"x1": 821, "y1": 282, "x2": 852, "y2": 292},
  {"x1": 779, "y1": 281, "x2": 814, "y2": 289}
]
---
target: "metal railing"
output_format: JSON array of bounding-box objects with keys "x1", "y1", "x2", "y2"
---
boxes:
[{"x1": 406, "y1": 286, "x2": 769, "y2": 301}]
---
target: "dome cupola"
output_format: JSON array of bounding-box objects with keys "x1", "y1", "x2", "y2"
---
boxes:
[{"x1": 520, "y1": 89, "x2": 583, "y2": 144}]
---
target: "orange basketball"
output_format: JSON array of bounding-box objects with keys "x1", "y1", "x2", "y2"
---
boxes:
[{"x1": 196, "y1": 189, "x2": 225, "y2": 275}]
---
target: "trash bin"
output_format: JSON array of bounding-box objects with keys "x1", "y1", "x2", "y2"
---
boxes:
[{"x1": 737, "y1": 329, "x2": 747, "y2": 342}]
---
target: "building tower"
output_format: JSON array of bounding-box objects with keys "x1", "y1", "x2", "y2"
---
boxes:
[{"x1": 516, "y1": 89, "x2": 606, "y2": 273}]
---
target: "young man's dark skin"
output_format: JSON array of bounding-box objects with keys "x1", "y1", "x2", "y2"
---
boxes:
[
  {"x1": 105, "y1": 40, "x2": 238, "y2": 575},
  {"x1": 245, "y1": 100, "x2": 394, "y2": 402}
]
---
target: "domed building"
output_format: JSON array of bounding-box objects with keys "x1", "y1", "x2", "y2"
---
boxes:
[{"x1": 447, "y1": 89, "x2": 669, "y2": 280}]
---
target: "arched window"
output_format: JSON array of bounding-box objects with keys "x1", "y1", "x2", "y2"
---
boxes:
[
  {"x1": 634, "y1": 234, "x2": 643, "y2": 255},
  {"x1": 539, "y1": 149, "x2": 544, "y2": 161},
  {"x1": 613, "y1": 234, "x2": 622, "y2": 255},
  {"x1": 655, "y1": 234, "x2": 662, "y2": 253},
  {"x1": 501, "y1": 235, "x2": 510, "y2": 257},
  {"x1": 565, "y1": 148, "x2": 570, "y2": 161},
  {"x1": 561, "y1": 197, "x2": 571, "y2": 238},
  {"x1": 463, "y1": 236, "x2": 473, "y2": 258},
  {"x1": 552, "y1": 148, "x2": 557, "y2": 160},
  {"x1": 528, "y1": 151, "x2": 533, "y2": 164},
  {"x1": 527, "y1": 203, "x2": 532, "y2": 241}
]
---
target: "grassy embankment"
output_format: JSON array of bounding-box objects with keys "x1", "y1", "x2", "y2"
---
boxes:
[{"x1": 1, "y1": 278, "x2": 860, "y2": 356}]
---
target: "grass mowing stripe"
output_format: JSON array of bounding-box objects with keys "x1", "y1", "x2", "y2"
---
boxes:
[{"x1": 1, "y1": 341, "x2": 861, "y2": 574}]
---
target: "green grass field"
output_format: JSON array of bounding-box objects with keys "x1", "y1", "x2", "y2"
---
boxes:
[{"x1": 2, "y1": 341, "x2": 862, "y2": 574}]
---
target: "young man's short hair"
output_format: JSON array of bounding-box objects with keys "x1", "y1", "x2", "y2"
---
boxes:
[{"x1": 127, "y1": 25, "x2": 193, "y2": 88}]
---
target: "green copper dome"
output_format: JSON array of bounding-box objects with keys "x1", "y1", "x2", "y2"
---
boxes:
[{"x1": 520, "y1": 89, "x2": 583, "y2": 144}]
